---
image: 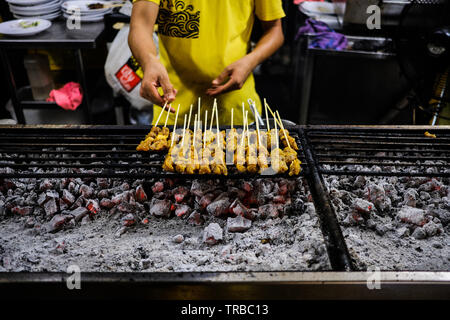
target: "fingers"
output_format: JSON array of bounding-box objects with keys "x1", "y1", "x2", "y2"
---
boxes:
[
  {"x1": 211, "y1": 68, "x2": 231, "y2": 86},
  {"x1": 159, "y1": 74, "x2": 177, "y2": 105},
  {"x1": 206, "y1": 78, "x2": 238, "y2": 96},
  {"x1": 141, "y1": 81, "x2": 165, "y2": 105}
]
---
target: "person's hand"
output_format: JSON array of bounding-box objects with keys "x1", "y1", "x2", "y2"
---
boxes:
[
  {"x1": 206, "y1": 55, "x2": 256, "y2": 96},
  {"x1": 140, "y1": 56, "x2": 177, "y2": 112}
]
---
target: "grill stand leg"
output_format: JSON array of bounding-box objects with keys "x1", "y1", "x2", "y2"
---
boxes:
[{"x1": 297, "y1": 128, "x2": 354, "y2": 271}]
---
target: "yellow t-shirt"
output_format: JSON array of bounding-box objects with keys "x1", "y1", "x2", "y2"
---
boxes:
[{"x1": 134, "y1": 0, "x2": 285, "y2": 125}]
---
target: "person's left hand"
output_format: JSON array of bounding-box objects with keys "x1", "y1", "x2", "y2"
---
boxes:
[{"x1": 206, "y1": 56, "x2": 255, "y2": 96}]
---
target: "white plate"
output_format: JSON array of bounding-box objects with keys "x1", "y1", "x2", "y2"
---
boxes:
[
  {"x1": 9, "y1": 1, "x2": 61, "y2": 12},
  {"x1": 13, "y1": 11, "x2": 61, "y2": 20},
  {"x1": 62, "y1": 1, "x2": 110, "y2": 14},
  {"x1": 10, "y1": 7, "x2": 61, "y2": 16},
  {"x1": 6, "y1": 0, "x2": 52, "y2": 6},
  {"x1": 63, "y1": 12, "x2": 104, "y2": 22},
  {"x1": 0, "y1": 19, "x2": 52, "y2": 37},
  {"x1": 300, "y1": 2, "x2": 345, "y2": 16},
  {"x1": 62, "y1": 7, "x2": 112, "y2": 16}
]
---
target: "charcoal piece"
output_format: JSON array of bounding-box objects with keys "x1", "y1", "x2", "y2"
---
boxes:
[
  {"x1": 206, "y1": 198, "x2": 230, "y2": 217},
  {"x1": 227, "y1": 215, "x2": 252, "y2": 233},
  {"x1": 203, "y1": 223, "x2": 223, "y2": 245},
  {"x1": 150, "y1": 199, "x2": 172, "y2": 218}
]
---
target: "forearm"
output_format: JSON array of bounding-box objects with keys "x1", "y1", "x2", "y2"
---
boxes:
[
  {"x1": 128, "y1": 1, "x2": 159, "y2": 72},
  {"x1": 246, "y1": 19, "x2": 284, "y2": 69}
]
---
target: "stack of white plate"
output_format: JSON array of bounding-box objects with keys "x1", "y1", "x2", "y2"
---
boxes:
[
  {"x1": 6, "y1": 0, "x2": 63, "y2": 21},
  {"x1": 62, "y1": 0, "x2": 113, "y2": 22}
]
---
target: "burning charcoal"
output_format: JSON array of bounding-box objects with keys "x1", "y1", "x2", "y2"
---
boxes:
[
  {"x1": 50, "y1": 238, "x2": 67, "y2": 255},
  {"x1": 173, "y1": 186, "x2": 189, "y2": 203},
  {"x1": 258, "y1": 204, "x2": 279, "y2": 219},
  {"x1": 151, "y1": 181, "x2": 164, "y2": 193},
  {"x1": 397, "y1": 206, "x2": 428, "y2": 226},
  {"x1": 190, "y1": 180, "x2": 209, "y2": 197},
  {"x1": 45, "y1": 214, "x2": 69, "y2": 233},
  {"x1": 24, "y1": 217, "x2": 35, "y2": 228},
  {"x1": 67, "y1": 181, "x2": 78, "y2": 194},
  {"x1": 86, "y1": 199, "x2": 100, "y2": 216},
  {"x1": 206, "y1": 198, "x2": 230, "y2": 217},
  {"x1": 81, "y1": 215, "x2": 90, "y2": 225},
  {"x1": 37, "y1": 192, "x2": 48, "y2": 206},
  {"x1": 79, "y1": 184, "x2": 94, "y2": 199},
  {"x1": 100, "y1": 198, "x2": 114, "y2": 209},
  {"x1": 135, "y1": 186, "x2": 148, "y2": 203},
  {"x1": 173, "y1": 234, "x2": 184, "y2": 243},
  {"x1": 229, "y1": 199, "x2": 248, "y2": 217},
  {"x1": 141, "y1": 218, "x2": 150, "y2": 225},
  {"x1": 71, "y1": 196, "x2": 85, "y2": 209},
  {"x1": 227, "y1": 187, "x2": 247, "y2": 200},
  {"x1": 117, "y1": 201, "x2": 134, "y2": 213},
  {"x1": 272, "y1": 195, "x2": 286, "y2": 204},
  {"x1": 395, "y1": 226, "x2": 410, "y2": 238},
  {"x1": 44, "y1": 198, "x2": 58, "y2": 216},
  {"x1": 97, "y1": 189, "x2": 109, "y2": 199},
  {"x1": 96, "y1": 178, "x2": 110, "y2": 189},
  {"x1": 187, "y1": 211, "x2": 204, "y2": 225},
  {"x1": 152, "y1": 192, "x2": 166, "y2": 199},
  {"x1": 403, "y1": 188, "x2": 419, "y2": 207},
  {"x1": 352, "y1": 198, "x2": 375, "y2": 214},
  {"x1": 112, "y1": 192, "x2": 125, "y2": 205},
  {"x1": 277, "y1": 181, "x2": 289, "y2": 195},
  {"x1": 354, "y1": 176, "x2": 366, "y2": 189},
  {"x1": 227, "y1": 215, "x2": 252, "y2": 233},
  {"x1": 59, "y1": 198, "x2": 69, "y2": 211},
  {"x1": 199, "y1": 193, "x2": 215, "y2": 210},
  {"x1": 411, "y1": 227, "x2": 426, "y2": 240},
  {"x1": 39, "y1": 179, "x2": 53, "y2": 191},
  {"x1": 67, "y1": 207, "x2": 88, "y2": 222},
  {"x1": 121, "y1": 213, "x2": 136, "y2": 227},
  {"x1": 423, "y1": 221, "x2": 442, "y2": 237},
  {"x1": 241, "y1": 181, "x2": 253, "y2": 193},
  {"x1": 11, "y1": 206, "x2": 33, "y2": 216},
  {"x1": 61, "y1": 189, "x2": 75, "y2": 205},
  {"x1": 175, "y1": 204, "x2": 191, "y2": 218},
  {"x1": 120, "y1": 182, "x2": 130, "y2": 191},
  {"x1": 150, "y1": 199, "x2": 172, "y2": 218},
  {"x1": 202, "y1": 223, "x2": 223, "y2": 245}
]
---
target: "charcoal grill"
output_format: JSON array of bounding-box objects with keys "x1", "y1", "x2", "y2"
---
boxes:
[{"x1": 0, "y1": 124, "x2": 449, "y2": 299}]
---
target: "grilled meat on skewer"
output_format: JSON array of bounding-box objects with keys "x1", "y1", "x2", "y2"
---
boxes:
[
  {"x1": 289, "y1": 158, "x2": 301, "y2": 176},
  {"x1": 280, "y1": 129, "x2": 299, "y2": 150}
]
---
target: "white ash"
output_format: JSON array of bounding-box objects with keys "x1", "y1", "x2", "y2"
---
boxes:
[
  {"x1": 324, "y1": 171, "x2": 450, "y2": 271},
  {"x1": 0, "y1": 175, "x2": 330, "y2": 272}
]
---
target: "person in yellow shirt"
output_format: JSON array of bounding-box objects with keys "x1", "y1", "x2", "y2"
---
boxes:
[{"x1": 129, "y1": 0, "x2": 285, "y2": 125}]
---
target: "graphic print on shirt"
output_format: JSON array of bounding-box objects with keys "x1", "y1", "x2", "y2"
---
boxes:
[{"x1": 157, "y1": 0, "x2": 200, "y2": 39}]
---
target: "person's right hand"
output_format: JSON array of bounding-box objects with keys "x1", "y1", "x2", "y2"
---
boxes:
[{"x1": 140, "y1": 56, "x2": 177, "y2": 112}]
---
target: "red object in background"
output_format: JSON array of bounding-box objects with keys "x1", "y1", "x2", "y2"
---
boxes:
[{"x1": 47, "y1": 82, "x2": 83, "y2": 111}]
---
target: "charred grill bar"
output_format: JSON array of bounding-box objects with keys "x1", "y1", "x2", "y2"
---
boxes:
[{"x1": 0, "y1": 125, "x2": 449, "y2": 298}]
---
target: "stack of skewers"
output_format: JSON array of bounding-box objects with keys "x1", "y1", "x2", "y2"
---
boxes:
[{"x1": 136, "y1": 99, "x2": 302, "y2": 176}]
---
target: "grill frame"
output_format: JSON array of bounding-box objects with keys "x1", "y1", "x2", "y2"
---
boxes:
[{"x1": 0, "y1": 124, "x2": 449, "y2": 298}]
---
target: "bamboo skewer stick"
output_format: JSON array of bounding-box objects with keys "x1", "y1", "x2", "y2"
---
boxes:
[
  {"x1": 274, "y1": 118, "x2": 279, "y2": 150},
  {"x1": 209, "y1": 101, "x2": 215, "y2": 132},
  {"x1": 264, "y1": 100, "x2": 283, "y2": 128},
  {"x1": 154, "y1": 101, "x2": 168, "y2": 127},
  {"x1": 231, "y1": 108, "x2": 234, "y2": 130},
  {"x1": 193, "y1": 114, "x2": 198, "y2": 149},
  {"x1": 181, "y1": 114, "x2": 187, "y2": 150},
  {"x1": 214, "y1": 99, "x2": 220, "y2": 149},
  {"x1": 246, "y1": 111, "x2": 250, "y2": 149},
  {"x1": 203, "y1": 110, "x2": 208, "y2": 151},
  {"x1": 264, "y1": 98, "x2": 270, "y2": 131},
  {"x1": 163, "y1": 104, "x2": 171, "y2": 128},
  {"x1": 276, "y1": 110, "x2": 291, "y2": 149},
  {"x1": 187, "y1": 104, "x2": 193, "y2": 131},
  {"x1": 170, "y1": 104, "x2": 180, "y2": 148},
  {"x1": 255, "y1": 110, "x2": 261, "y2": 148}
]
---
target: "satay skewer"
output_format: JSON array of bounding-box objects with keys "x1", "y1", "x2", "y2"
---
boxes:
[
  {"x1": 231, "y1": 108, "x2": 234, "y2": 130},
  {"x1": 276, "y1": 110, "x2": 291, "y2": 149},
  {"x1": 187, "y1": 104, "x2": 193, "y2": 132},
  {"x1": 163, "y1": 105, "x2": 170, "y2": 128},
  {"x1": 181, "y1": 114, "x2": 188, "y2": 150},
  {"x1": 204, "y1": 110, "x2": 208, "y2": 150},
  {"x1": 170, "y1": 104, "x2": 180, "y2": 148},
  {"x1": 154, "y1": 101, "x2": 168, "y2": 127},
  {"x1": 264, "y1": 98, "x2": 270, "y2": 131}
]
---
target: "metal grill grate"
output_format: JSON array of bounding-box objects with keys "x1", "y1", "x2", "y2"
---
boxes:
[
  {"x1": 0, "y1": 125, "x2": 307, "y2": 179},
  {"x1": 305, "y1": 126, "x2": 450, "y2": 177}
]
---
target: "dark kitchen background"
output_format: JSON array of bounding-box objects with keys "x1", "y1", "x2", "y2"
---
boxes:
[{"x1": 0, "y1": 0, "x2": 449, "y2": 125}]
